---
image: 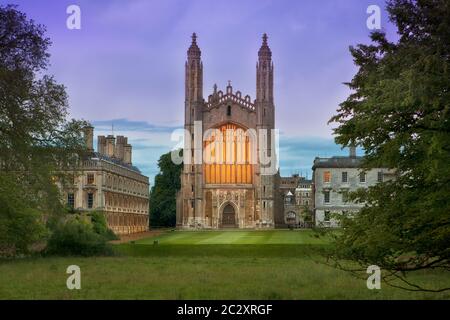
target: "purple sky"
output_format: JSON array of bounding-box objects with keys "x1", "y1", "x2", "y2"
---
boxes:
[{"x1": 3, "y1": 0, "x2": 399, "y2": 183}]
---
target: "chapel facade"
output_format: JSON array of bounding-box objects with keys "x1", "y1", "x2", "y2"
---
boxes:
[{"x1": 176, "y1": 33, "x2": 283, "y2": 229}]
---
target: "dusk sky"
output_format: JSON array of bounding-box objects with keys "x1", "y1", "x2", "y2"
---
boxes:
[{"x1": 4, "y1": 0, "x2": 399, "y2": 184}]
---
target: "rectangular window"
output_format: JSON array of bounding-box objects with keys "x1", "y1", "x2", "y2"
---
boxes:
[
  {"x1": 87, "y1": 193, "x2": 94, "y2": 209},
  {"x1": 359, "y1": 172, "x2": 366, "y2": 183},
  {"x1": 191, "y1": 200, "x2": 194, "y2": 209},
  {"x1": 67, "y1": 193, "x2": 74, "y2": 208},
  {"x1": 324, "y1": 191, "x2": 330, "y2": 203},
  {"x1": 324, "y1": 210, "x2": 330, "y2": 222},
  {"x1": 342, "y1": 171, "x2": 348, "y2": 183},
  {"x1": 377, "y1": 171, "x2": 383, "y2": 183},
  {"x1": 87, "y1": 173, "x2": 94, "y2": 184},
  {"x1": 323, "y1": 171, "x2": 331, "y2": 183}
]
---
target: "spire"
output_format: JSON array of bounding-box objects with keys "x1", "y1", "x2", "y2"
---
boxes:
[
  {"x1": 258, "y1": 33, "x2": 272, "y2": 59},
  {"x1": 187, "y1": 32, "x2": 201, "y2": 58},
  {"x1": 256, "y1": 33, "x2": 274, "y2": 103},
  {"x1": 185, "y1": 32, "x2": 203, "y2": 103},
  {"x1": 226, "y1": 80, "x2": 232, "y2": 94}
]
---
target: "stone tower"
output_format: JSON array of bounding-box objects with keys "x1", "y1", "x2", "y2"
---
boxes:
[
  {"x1": 180, "y1": 33, "x2": 204, "y2": 228},
  {"x1": 255, "y1": 33, "x2": 279, "y2": 226},
  {"x1": 176, "y1": 33, "x2": 279, "y2": 229}
]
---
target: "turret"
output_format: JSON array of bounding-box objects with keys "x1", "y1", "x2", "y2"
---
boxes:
[
  {"x1": 185, "y1": 32, "x2": 203, "y2": 125},
  {"x1": 83, "y1": 125, "x2": 94, "y2": 153},
  {"x1": 256, "y1": 33, "x2": 274, "y2": 103}
]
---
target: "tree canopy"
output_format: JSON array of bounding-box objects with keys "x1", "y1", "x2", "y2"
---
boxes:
[
  {"x1": 0, "y1": 5, "x2": 88, "y2": 255},
  {"x1": 328, "y1": 0, "x2": 450, "y2": 291},
  {"x1": 149, "y1": 150, "x2": 183, "y2": 227}
]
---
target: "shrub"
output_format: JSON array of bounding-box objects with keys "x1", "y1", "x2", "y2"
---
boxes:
[
  {"x1": 89, "y1": 211, "x2": 118, "y2": 241},
  {"x1": 46, "y1": 217, "x2": 113, "y2": 256}
]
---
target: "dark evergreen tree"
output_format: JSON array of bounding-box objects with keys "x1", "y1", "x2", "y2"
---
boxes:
[
  {"x1": 328, "y1": 0, "x2": 450, "y2": 291},
  {"x1": 149, "y1": 150, "x2": 182, "y2": 227}
]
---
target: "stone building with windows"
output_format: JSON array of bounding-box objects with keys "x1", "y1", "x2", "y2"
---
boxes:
[
  {"x1": 176, "y1": 33, "x2": 282, "y2": 229},
  {"x1": 279, "y1": 175, "x2": 313, "y2": 227},
  {"x1": 61, "y1": 126, "x2": 150, "y2": 235},
  {"x1": 312, "y1": 147, "x2": 394, "y2": 227}
]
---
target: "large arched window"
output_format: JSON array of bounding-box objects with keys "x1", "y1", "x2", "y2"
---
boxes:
[{"x1": 203, "y1": 123, "x2": 253, "y2": 184}]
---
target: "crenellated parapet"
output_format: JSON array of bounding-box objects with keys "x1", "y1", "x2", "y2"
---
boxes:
[{"x1": 205, "y1": 83, "x2": 255, "y2": 112}]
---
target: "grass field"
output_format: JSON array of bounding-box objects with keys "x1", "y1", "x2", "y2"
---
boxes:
[
  {"x1": 135, "y1": 230, "x2": 328, "y2": 245},
  {"x1": 1, "y1": 230, "x2": 449, "y2": 300}
]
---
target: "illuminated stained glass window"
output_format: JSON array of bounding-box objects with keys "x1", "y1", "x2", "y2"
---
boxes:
[{"x1": 203, "y1": 123, "x2": 253, "y2": 184}]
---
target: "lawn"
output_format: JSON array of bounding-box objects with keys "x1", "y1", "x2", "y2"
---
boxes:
[
  {"x1": 1, "y1": 230, "x2": 449, "y2": 300},
  {"x1": 135, "y1": 230, "x2": 328, "y2": 245}
]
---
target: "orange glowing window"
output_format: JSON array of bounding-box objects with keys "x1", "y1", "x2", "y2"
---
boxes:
[
  {"x1": 203, "y1": 123, "x2": 253, "y2": 184},
  {"x1": 323, "y1": 171, "x2": 331, "y2": 183}
]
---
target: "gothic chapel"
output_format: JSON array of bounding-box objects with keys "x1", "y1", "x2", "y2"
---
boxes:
[{"x1": 176, "y1": 33, "x2": 283, "y2": 229}]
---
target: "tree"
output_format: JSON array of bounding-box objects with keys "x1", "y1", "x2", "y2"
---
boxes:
[
  {"x1": 149, "y1": 150, "x2": 183, "y2": 227},
  {"x1": 328, "y1": 0, "x2": 450, "y2": 292},
  {"x1": 0, "y1": 5, "x2": 87, "y2": 255}
]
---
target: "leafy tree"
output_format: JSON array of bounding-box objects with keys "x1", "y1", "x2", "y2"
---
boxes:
[
  {"x1": 149, "y1": 150, "x2": 183, "y2": 227},
  {"x1": 89, "y1": 211, "x2": 118, "y2": 241},
  {"x1": 0, "y1": 5, "x2": 87, "y2": 255},
  {"x1": 328, "y1": 0, "x2": 450, "y2": 291},
  {"x1": 301, "y1": 205, "x2": 313, "y2": 222}
]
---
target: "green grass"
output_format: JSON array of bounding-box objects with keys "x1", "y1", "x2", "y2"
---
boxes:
[
  {"x1": 1, "y1": 230, "x2": 449, "y2": 300},
  {"x1": 135, "y1": 230, "x2": 328, "y2": 245}
]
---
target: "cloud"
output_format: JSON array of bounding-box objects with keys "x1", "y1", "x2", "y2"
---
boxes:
[
  {"x1": 278, "y1": 135, "x2": 350, "y2": 177},
  {"x1": 92, "y1": 118, "x2": 181, "y2": 133}
]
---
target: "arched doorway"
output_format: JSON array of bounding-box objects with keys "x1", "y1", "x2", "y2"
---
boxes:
[{"x1": 221, "y1": 203, "x2": 237, "y2": 228}]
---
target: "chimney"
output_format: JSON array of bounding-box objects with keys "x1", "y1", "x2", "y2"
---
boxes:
[
  {"x1": 124, "y1": 144, "x2": 132, "y2": 165},
  {"x1": 97, "y1": 136, "x2": 106, "y2": 155},
  {"x1": 349, "y1": 145, "x2": 356, "y2": 158},
  {"x1": 83, "y1": 125, "x2": 94, "y2": 152},
  {"x1": 106, "y1": 135, "x2": 116, "y2": 158},
  {"x1": 115, "y1": 136, "x2": 127, "y2": 161}
]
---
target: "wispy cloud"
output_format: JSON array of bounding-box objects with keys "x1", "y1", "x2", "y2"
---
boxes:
[
  {"x1": 278, "y1": 135, "x2": 351, "y2": 177},
  {"x1": 92, "y1": 118, "x2": 181, "y2": 133}
]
